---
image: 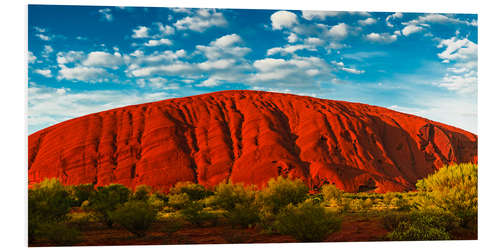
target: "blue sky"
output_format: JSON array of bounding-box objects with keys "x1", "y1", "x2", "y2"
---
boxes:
[{"x1": 27, "y1": 5, "x2": 478, "y2": 134}]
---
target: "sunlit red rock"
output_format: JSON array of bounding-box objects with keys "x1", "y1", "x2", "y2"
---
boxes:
[{"x1": 28, "y1": 90, "x2": 477, "y2": 192}]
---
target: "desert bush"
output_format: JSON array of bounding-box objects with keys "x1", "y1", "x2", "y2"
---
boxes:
[
  {"x1": 210, "y1": 182, "x2": 256, "y2": 210},
  {"x1": 416, "y1": 163, "x2": 477, "y2": 229},
  {"x1": 160, "y1": 215, "x2": 184, "y2": 236},
  {"x1": 273, "y1": 199, "x2": 341, "y2": 242},
  {"x1": 168, "y1": 193, "x2": 191, "y2": 210},
  {"x1": 36, "y1": 222, "x2": 81, "y2": 245},
  {"x1": 69, "y1": 183, "x2": 94, "y2": 207},
  {"x1": 169, "y1": 181, "x2": 213, "y2": 201},
  {"x1": 384, "y1": 210, "x2": 460, "y2": 241},
  {"x1": 28, "y1": 178, "x2": 74, "y2": 243},
  {"x1": 258, "y1": 176, "x2": 309, "y2": 214},
  {"x1": 109, "y1": 200, "x2": 157, "y2": 237},
  {"x1": 88, "y1": 184, "x2": 131, "y2": 228},
  {"x1": 131, "y1": 185, "x2": 151, "y2": 201},
  {"x1": 179, "y1": 201, "x2": 217, "y2": 227},
  {"x1": 147, "y1": 193, "x2": 167, "y2": 211},
  {"x1": 321, "y1": 184, "x2": 342, "y2": 203},
  {"x1": 225, "y1": 203, "x2": 260, "y2": 228}
]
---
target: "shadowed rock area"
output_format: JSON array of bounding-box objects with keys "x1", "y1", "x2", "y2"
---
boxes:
[{"x1": 28, "y1": 90, "x2": 477, "y2": 193}]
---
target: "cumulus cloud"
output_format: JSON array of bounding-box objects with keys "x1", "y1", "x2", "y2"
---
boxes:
[
  {"x1": 56, "y1": 51, "x2": 85, "y2": 65},
  {"x1": 358, "y1": 17, "x2": 377, "y2": 26},
  {"x1": 301, "y1": 10, "x2": 340, "y2": 21},
  {"x1": 98, "y1": 8, "x2": 113, "y2": 22},
  {"x1": 195, "y1": 34, "x2": 250, "y2": 60},
  {"x1": 36, "y1": 33, "x2": 51, "y2": 41},
  {"x1": 386, "y1": 12, "x2": 403, "y2": 27},
  {"x1": 144, "y1": 38, "x2": 173, "y2": 47},
  {"x1": 332, "y1": 61, "x2": 364, "y2": 74},
  {"x1": 82, "y1": 51, "x2": 123, "y2": 69},
  {"x1": 28, "y1": 51, "x2": 37, "y2": 64},
  {"x1": 28, "y1": 86, "x2": 175, "y2": 133},
  {"x1": 402, "y1": 24, "x2": 424, "y2": 36},
  {"x1": 436, "y1": 37, "x2": 477, "y2": 94},
  {"x1": 58, "y1": 65, "x2": 111, "y2": 82},
  {"x1": 174, "y1": 9, "x2": 227, "y2": 32},
  {"x1": 405, "y1": 13, "x2": 477, "y2": 27},
  {"x1": 287, "y1": 33, "x2": 298, "y2": 43},
  {"x1": 365, "y1": 32, "x2": 397, "y2": 43},
  {"x1": 34, "y1": 69, "x2": 52, "y2": 78},
  {"x1": 327, "y1": 23, "x2": 348, "y2": 39},
  {"x1": 132, "y1": 26, "x2": 149, "y2": 38},
  {"x1": 155, "y1": 22, "x2": 175, "y2": 36},
  {"x1": 266, "y1": 44, "x2": 316, "y2": 56},
  {"x1": 271, "y1": 11, "x2": 298, "y2": 30}
]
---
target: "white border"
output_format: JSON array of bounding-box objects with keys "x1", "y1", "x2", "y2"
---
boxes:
[{"x1": 2, "y1": 1, "x2": 498, "y2": 249}]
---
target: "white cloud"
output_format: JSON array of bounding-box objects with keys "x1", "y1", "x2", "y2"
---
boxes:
[
  {"x1": 196, "y1": 77, "x2": 220, "y2": 87},
  {"x1": 198, "y1": 59, "x2": 235, "y2": 70},
  {"x1": 437, "y1": 37, "x2": 477, "y2": 62},
  {"x1": 56, "y1": 51, "x2": 85, "y2": 65},
  {"x1": 57, "y1": 65, "x2": 110, "y2": 82},
  {"x1": 301, "y1": 10, "x2": 340, "y2": 20},
  {"x1": 270, "y1": 11, "x2": 298, "y2": 30},
  {"x1": 129, "y1": 63, "x2": 192, "y2": 77},
  {"x1": 82, "y1": 51, "x2": 123, "y2": 69},
  {"x1": 42, "y1": 45, "x2": 53, "y2": 58},
  {"x1": 327, "y1": 23, "x2": 348, "y2": 39},
  {"x1": 212, "y1": 34, "x2": 242, "y2": 47},
  {"x1": 386, "y1": 12, "x2": 403, "y2": 27},
  {"x1": 28, "y1": 86, "x2": 175, "y2": 133},
  {"x1": 287, "y1": 33, "x2": 298, "y2": 43},
  {"x1": 132, "y1": 26, "x2": 149, "y2": 38},
  {"x1": 435, "y1": 37, "x2": 477, "y2": 94},
  {"x1": 34, "y1": 69, "x2": 52, "y2": 78},
  {"x1": 174, "y1": 9, "x2": 227, "y2": 32},
  {"x1": 28, "y1": 51, "x2": 37, "y2": 64},
  {"x1": 305, "y1": 37, "x2": 324, "y2": 45},
  {"x1": 266, "y1": 44, "x2": 315, "y2": 56},
  {"x1": 36, "y1": 34, "x2": 51, "y2": 41},
  {"x1": 365, "y1": 32, "x2": 397, "y2": 43},
  {"x1": 402, "y1": 24, "x2": 424, "y2": 36},
  {"x1": 155, "y1": 22, "x2": 175, "y2": 35},
  {"x1": 405, "y1": 13, "x2": 477, "y2": 27},
  {"x1": 144, "y1": 38, "x2": 172, "y2": 47},
  {"x1": 98, "y1": 8, "x2": 113, "y2": 22},
  {"x1": 358, "y1": 17, "x2": 377, "y2": 26},
  {"x1": 332, "y1": 61, "x2": 364, "y2": 74}
]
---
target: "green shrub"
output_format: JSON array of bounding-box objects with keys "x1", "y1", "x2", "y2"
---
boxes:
[
  {"x1": 169, "y1": 182, "x2": 213, "y2": 201},
  {"x1": 384, "y1": 210, "x2": 460, "y2": 241},
  {"x1": 36, "y1": 222, "x2": 81, "y2": 245},
  {"x1": 167, "y1": 193, "x2": 191, "y2": 210},
  {"x1": 416, "y1": 163, "x2": 477, "y2": 229},
  {"x1": 321, "y1": 184, "x2": 342, "y2": 202},
  {"x1": 387, "y1": 221, "x2": 450, "y2": 241},
  {"x1": 109, "y1": 200, "x2": 157, "y2": 237},
  {"x1": 28, "y1": 178, "x2": 74, "y2": 243},
  {"x1": 210, "y1": 182, "x2": 256, "y2": 211},
  {"x1": 273, "y1": 199, "x2": 341, "y2": 242},
  {"x1": 225, "y1": 203, "x2": 260, "y2": 228},
  {"x1": 179, "y1": 201, "x2": 217, "y2": 227},
  {"x1": 88, "y1": 184, "x2": 131, "y2": 228},
  {"x1": 70, "y1": 183, "x2": 94, "y2": 207},
  {"x1": 258, "y1": 176, "x2": 309, "y2": 214},
  {"x1": 131, "y1": 185, "x2": 151, "y2": 201},
  {"x1": 160, "y1": 215, "x2": 184, "y2": 236}
]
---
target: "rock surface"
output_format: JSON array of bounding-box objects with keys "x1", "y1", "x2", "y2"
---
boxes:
[{"x1": 28, "y1": 90, "x2": 477, "y2": 192}]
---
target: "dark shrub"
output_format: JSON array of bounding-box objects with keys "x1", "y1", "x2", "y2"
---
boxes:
[
  {"x1": 28, "y1": 179, "x2": 74, "y2": 243},
  {"x1": 273, "y1": 199, "x2": 341, "y2": 242},
  {"x1": 258, "y1": 176, "x2": 309, "y2": 214},
  {"x1": 225, "y1": 203, "x2": 260, "y2": 228},
  {"x1": 88, "y1": 184, "x2": 130, "y2": 228},
  {"x1": 210, "y1": 182, "x2": 256, "y2": 211},
  {"x1": 131, "y1": 185, "x2": 151, "y2": 201},
  {"x1": 160, "y1": 215, "x2": 184, "y2": 236},
  {"x1": 70, "y1": 183, "x2": 94, "y2": 207},
  {"x1": 169, "y1": 182, "x2": 213, "y2": 201},
  {"x1": 36, "y1": 222, "x2": 81, "y2": 245},
  {"x1": 385, "y1": 210, "x2": 460, "y2": 241},
  {"x1": 179, "y1": 201, "x2": 217, "y2": 227},
  {"x1": 109, "y1": 200, "x2": 157, "y2": 237}
]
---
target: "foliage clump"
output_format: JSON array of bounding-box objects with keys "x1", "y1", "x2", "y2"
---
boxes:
[
  {"x1": 88, "y1": 184, "x2": 131, "y2": 228},
  {"x1": 273, "y1": 199, "x2": 341, "y2": 242},
  {"x1": 257, "y1": 176, "x2": 309, "y2": 214},
  {"x1": 109, "y1": 200, "x2": 157, "y2": 237}
]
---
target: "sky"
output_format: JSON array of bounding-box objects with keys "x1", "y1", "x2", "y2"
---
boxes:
[{"x1": 27, "y1": 5, "x2": 478, "y2": 134}]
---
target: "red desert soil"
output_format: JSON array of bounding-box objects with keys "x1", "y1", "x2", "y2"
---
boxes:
[{"x1": 28, "y1": 90, "x2": 477, "y2": 192}]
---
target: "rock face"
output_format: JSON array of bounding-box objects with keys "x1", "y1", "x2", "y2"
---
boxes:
[{"x1": 28, "y1": 90, "x2": 477, "y2": 193}]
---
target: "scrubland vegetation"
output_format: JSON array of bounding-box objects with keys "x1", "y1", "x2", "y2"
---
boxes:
[{"x1": 28, "y1": 163, "x2": 477, "y2": 246}]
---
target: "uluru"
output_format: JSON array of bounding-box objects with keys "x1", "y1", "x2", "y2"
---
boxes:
[{"x1": 28, "y1": 90, "x2": 477, "y2": 193}]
